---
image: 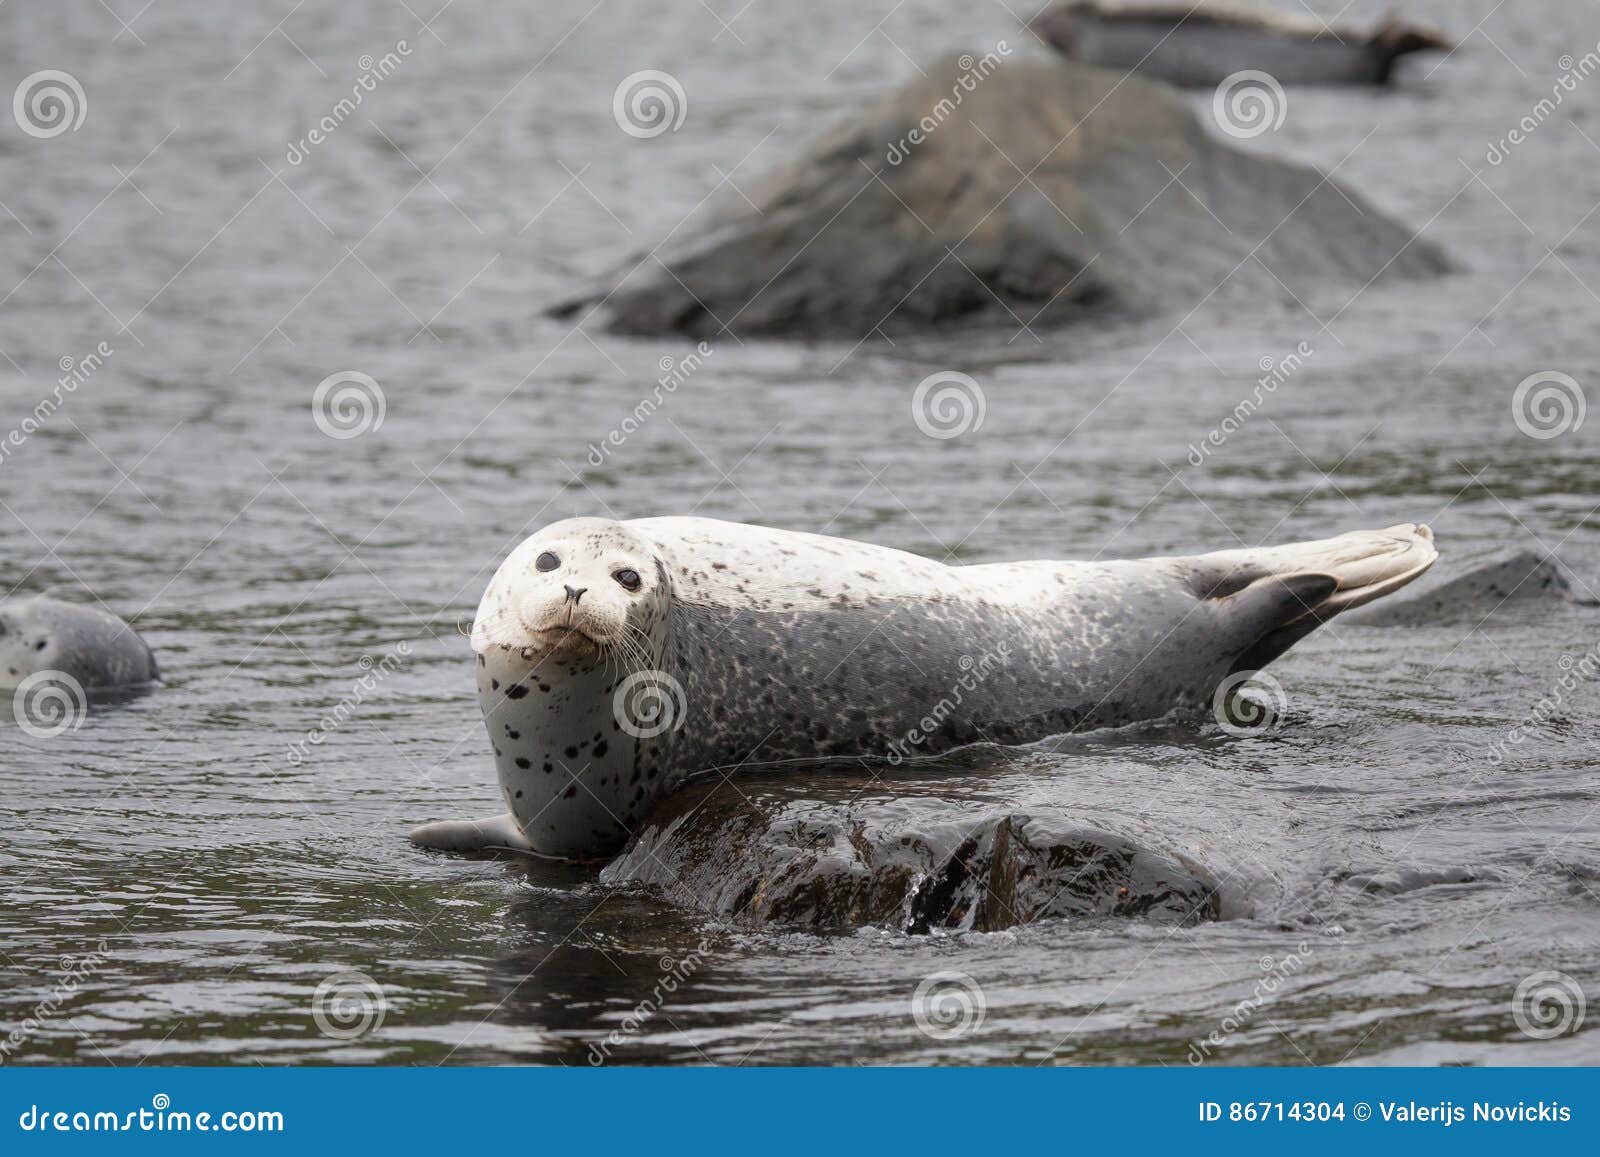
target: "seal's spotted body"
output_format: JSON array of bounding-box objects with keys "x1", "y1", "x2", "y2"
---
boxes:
[
  {"x1": 0, "y1": 596, "x2": 158, "y2": 691},
  {"x1": 412, "y1": 516, "x2": 1436, "y2": 860}
]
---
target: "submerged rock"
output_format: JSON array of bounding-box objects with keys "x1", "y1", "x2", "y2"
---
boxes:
[
  {"x1": 600, "y1": 778, "x2": 1220, "y2": 933},
  {"x1": 1030, "y1": 2, "x2": 1454, "y2": 88},
  {"x1": 553, "y1": 55, "x2": 1449, "y2": 339},
  {"x1": 1344, "y1": 549, "x2": 1597, "y2": 627}
]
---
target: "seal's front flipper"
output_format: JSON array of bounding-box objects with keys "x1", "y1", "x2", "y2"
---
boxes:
[{"x1": 410, "y1": 813, "x2": 536, "y2": 857}]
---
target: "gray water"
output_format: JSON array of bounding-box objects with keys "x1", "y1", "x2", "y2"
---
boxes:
[{"x1": 2, "y1": 0, "x2": 1598, "y2": 1066}]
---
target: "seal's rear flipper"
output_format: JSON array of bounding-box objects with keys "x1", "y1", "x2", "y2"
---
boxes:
[
  {"x1": 1370, "y1": 21, "x2": 1456, "y2": 84},
  {"x1": 410, "y1": 813, "x2": 536, "y2": 857},
  {"x1": 1188, "y1": 523, "x2": 1438, "y2": 671}
]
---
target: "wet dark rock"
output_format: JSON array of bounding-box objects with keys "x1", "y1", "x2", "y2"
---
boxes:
[
  {"x1": 552, "y1": 55, "x2": 1450, "y2": 339},
  {"x1": 1344, "y1": 549, "x2": 1598, "y2": 627},
  {"x1": 1030, "y1": 2, "x2": 1454, "y2": 88},
  {"x1": 600, "y1": 779, "x2": 1220, "y2": 933}
]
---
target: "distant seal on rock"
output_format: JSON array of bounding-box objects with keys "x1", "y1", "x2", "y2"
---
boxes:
[
  {"x1": 1030, "y1": 2, "x2": 1454, "y2": 87},
  {"x1": 0, "y1": 596, "x2": 158, "y2": 691},
  {"x1": 411, "y1": 517, "x2": 1436, "y2": 860}
]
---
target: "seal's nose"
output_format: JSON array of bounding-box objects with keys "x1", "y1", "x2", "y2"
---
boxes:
[{"x1": 564, "y1": 585, "x2": 587, "y2": 604}]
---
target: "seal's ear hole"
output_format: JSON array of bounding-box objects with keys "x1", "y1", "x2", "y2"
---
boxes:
[
  {"x1": 613, "y1": 568, "x2": 642, "y2": 591},
  {"x1": 535, "y1": 551, "x2": 560, "y2": 572}
]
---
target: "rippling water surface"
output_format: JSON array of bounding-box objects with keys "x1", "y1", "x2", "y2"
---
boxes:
[{"x1": 2, "y1": 0, "x2": 1598, "y2": 1065}]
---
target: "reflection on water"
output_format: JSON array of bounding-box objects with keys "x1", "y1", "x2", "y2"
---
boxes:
[{"x1": 1, "y1": 0, "x2": 1598, "y2": 1065}]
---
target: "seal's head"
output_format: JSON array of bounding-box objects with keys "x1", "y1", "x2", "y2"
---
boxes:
[{"x1": 471, "y1": 517, "x2": 670, "y2": 667}]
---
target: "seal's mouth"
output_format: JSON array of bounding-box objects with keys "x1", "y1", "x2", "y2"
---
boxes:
[{"x1": 523, "y1": 625, "x2": 605, "y2": 660}]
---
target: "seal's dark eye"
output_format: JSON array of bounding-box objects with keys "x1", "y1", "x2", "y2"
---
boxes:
[
  {"x1": 613, "y1": 568, "x2": 641, "y2": 591},
  {"x1": 535, "y1": 552, "x2": 560, "y2": 572}
]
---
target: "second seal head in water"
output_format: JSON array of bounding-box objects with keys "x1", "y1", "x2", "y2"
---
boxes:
[{"x1": 411, "y1": 516, "x2": 1437, "y2": 861}]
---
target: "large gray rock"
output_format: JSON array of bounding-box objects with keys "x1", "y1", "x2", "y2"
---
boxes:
[
  {"x1": 1344, "y1": 549, "x2": 1598, "y2": 627},
  {"x1": 600, "y1": 778, "x2": 1221, "y2": 933},
  {"x1": 553, "y1": 55, "x2": 1450, "y2": 339}
]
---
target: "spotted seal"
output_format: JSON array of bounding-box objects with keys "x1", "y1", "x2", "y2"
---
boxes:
[
  {"x1": 1030, "y1": 2, "x2": 1454, "y2": 87},
  {"x1": 0, "y1": 596, "x2": 158, "y2": 692},
  {"x1": 410, "y1": 516, "x2": 1436, "y2": 859}
]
